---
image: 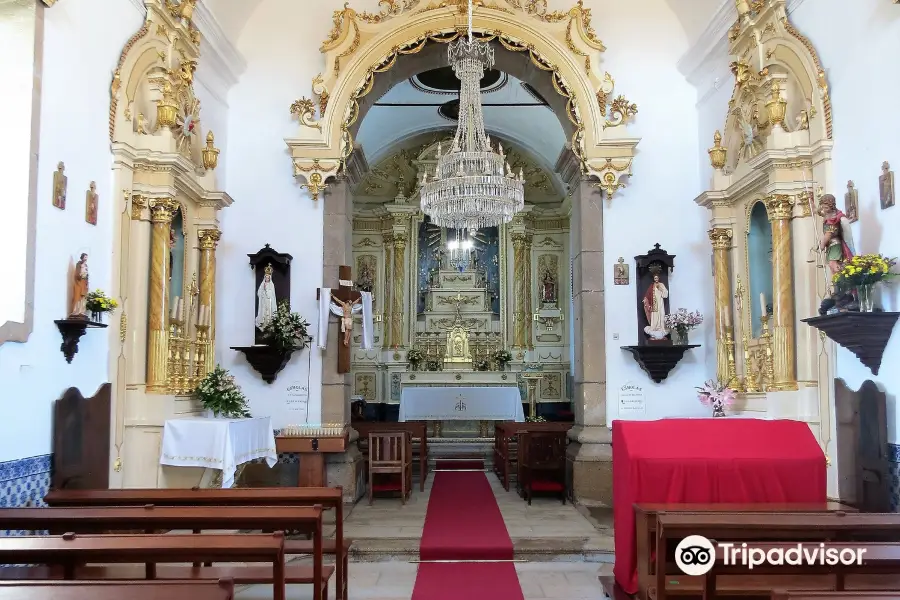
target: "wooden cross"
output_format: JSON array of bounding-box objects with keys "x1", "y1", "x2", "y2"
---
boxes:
[{"x1": 317, "y1": 265, "x2": 361, "y2": 374}]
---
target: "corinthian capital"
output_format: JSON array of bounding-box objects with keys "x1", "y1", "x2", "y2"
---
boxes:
[
  {"x1": 148, "y1": 198, "x2": 179, "y2": 223},
  {"x1": 708, "y1": 228, "x2": 733, "y2": 250},
  {"x1": 198, "y1": 228, "x2": 222, "y2": 250},
  {"x1": 765, "y1": 194, "x2": 794, "y2": 221}
]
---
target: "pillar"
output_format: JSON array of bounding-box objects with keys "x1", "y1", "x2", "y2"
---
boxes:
[
  {"x1": 381, "y1": 232, "x2": 393, "y2": 348},
  {"x1": 197, "y1": 229, "x2": 220, "y2": 335},
  {"x1": 511, "y1": 232, "x2": 529, "y2": 348},
  {"x1": 525, "y1": 233, "x2": 534, "y2": 349},
  {"x1": 766, "y1": 194, "x2": 798, "y2": 391},
  {"x1": 391, "y1": 232, "x2": 407, "y2": 348},
  {"x1": 127, "y1": 194, "x2": 152, "y2": 384},
  {"x1": 146, "y1": 198, "x2": 178, "y2": 394},
  {"x1": 709, "y1": 228, "x2": 737, "y2": 386}
]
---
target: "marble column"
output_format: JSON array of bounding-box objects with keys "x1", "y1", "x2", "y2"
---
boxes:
[
  {"x1": 511, "y1": 233, "x2": 528, "y2": 348},
  {"x1": 146, "y1": 198, "x2": 178, "y2": 394},
  {"x1": 381, "y1": 232, "x2": 393, "y2": 349},
  {"x1": 391, "y1": 233, "x2": 407, "y2": 348},
  {"x1": 766, "y1": 194, "x2": 798, "y2": 391},
  {"x1": 525, "y1": 233, "x2": 534, "y2": 349},
  {"x1": 709, "y1": 228, "x2": 737, "y2": 385}
]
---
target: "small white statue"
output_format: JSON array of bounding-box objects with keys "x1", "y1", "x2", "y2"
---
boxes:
[
  {"x1": 255, "y1": 264, "x2": 277, "y2": 330},
  {"x1": 642, "y1": 273, "x2": 668, "y2": 340}
]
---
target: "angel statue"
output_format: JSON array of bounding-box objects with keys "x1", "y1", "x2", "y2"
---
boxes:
[{"x1": 816, "y1": 194, "x2": 856, "y2": 314}]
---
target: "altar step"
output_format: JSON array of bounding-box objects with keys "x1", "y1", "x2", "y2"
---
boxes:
[{"x1": 427, "y1": 437, "x2": 493, "y2": 471}]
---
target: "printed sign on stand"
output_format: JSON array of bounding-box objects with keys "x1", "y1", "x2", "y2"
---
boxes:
[
  {"x1": 617, "y1": 382, "x2": 646, "y2": 417},
  {"x1": 286, "y1": 381, "x2": 310, "y2": 423}
]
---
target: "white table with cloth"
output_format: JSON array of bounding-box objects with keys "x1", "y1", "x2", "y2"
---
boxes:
[
  {"x1": 159, "y1": 416, "x2": 277, "y2": 488},
  {"x1": 399, "y1": 386, "x2": 525, "y2": 422}
]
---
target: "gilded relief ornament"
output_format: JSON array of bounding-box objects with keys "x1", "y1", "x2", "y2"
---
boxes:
[
  {"x1": 613, "y1": 257, "x2": 629, "y2": 285},
  {"x1": 880, "y1": 161, "x2": 895, "y2": 210},
  {"x1": 52, "y1": 162, "x2": 67, "y2": 210},
  {"x1": 85, "y1": 181, "x2": 98, "y2": 226},
  {"x1": 844, "y1": 180, "x2": 858, "y2": 223}
]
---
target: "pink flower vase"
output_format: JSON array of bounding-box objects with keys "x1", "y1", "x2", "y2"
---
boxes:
[{"x1": 712, "y1": 400, "x2": 726, "y2": 418}]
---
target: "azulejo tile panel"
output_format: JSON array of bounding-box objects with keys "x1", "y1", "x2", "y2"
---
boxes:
[{"x1": 0, "y1": 454, "x2": 51, "y2": 537}]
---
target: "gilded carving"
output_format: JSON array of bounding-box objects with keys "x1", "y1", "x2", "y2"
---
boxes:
[
  {"x1": 130, "y1": 194, "x2": 148, "y2": 220},
  {"x1": 198, "y1": 228, "x2": 221, "y2": 250},
  {"x1": 765, "y1": 194, "x2": 793, "y2": 221},
  {"x1": 708, "y1": 228, "x2": 733, "y2": 249},
  {"x1": 149, "y1": 198, "x2": 179, "y2": 222}
]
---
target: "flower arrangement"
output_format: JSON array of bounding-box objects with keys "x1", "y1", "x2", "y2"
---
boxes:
[
  {"x1": 526, "y1": 415, "x2": 546, "y2": 423},
  {"x1": 492, "y1": 349, "x2": 512, "y2": 367},
  {"x1": 194, "y1": 366, "x2": 251, "y2": 418},
  {"x1": 664, "y1": 309, "x2": 703, "y2": 338},
  {"x1": 85, "y1": 290, "x2": 118, "y2": 315},
  {"x1": 473, "y1": 359, "x2": 490, "y2": 371},
  {"x1": 407, "y1": 347, "x2": 425, "y2": 367},
  {"x1": 423, "y1": 359, "x2": 442, "y2": 372},
  {"x1": 833, "y1": 254, "x2": 897, "y2": 290},
  {"x1": 696, "y1": 379, "x2": 736, "y2": 418},
  {"x1": 260, "y1": 301, "x2": 313, "y2": 351}
]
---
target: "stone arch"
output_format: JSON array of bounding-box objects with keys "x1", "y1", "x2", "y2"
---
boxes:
[{"x1": 286, "y1": 0, "x2": 640, "y2": 200}]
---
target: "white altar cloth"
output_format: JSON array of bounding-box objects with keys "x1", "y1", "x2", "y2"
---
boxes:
[
  {"x1": 399, "y1": 386, "x2": 525, "y2": 422},
  {"x1": 159, "y1": 416, "x2": 277, "y2": 488}
]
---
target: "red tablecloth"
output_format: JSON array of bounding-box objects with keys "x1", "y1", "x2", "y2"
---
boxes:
[{"x1": 612, "y1": 418, "x2": 827, "y2": 594}]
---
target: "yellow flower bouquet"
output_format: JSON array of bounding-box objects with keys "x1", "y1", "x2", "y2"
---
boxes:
[
  {"x1": 832, "y1": 254, "x2": 896, "y2": 290},
  {"x1": 85, "y1": 289, "x2": 119, "y2": 321}
]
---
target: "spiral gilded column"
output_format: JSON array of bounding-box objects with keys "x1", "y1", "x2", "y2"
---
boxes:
[
  {"x1": 709, "y1": 228, "x2": 736, "y2": 384},
  {"x1": 391, "y1": 233, "x2": 407, "y2": 348},
  {"x1": 765, "y1": 195, "x2": 798, "y2": 391},
  {"x1": 511, "y1": 233, "x2": 528, "y2": 348},
  {"x1": 381, "y1": 233, "x2": 393, "y2": 348},
  {"x1": 524, "y1": 233, "x2": 534, "y2": 349},
  {"x1": 198, "y1": 228, "x2": 220, "y2": 333},
  {"x1": 146, "y1": 198, "x2": 178, "y2": 394}
]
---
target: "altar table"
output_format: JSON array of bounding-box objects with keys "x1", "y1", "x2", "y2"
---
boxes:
[
  {"x1": 160, "y1": 416, "x2": 277, "y2": 488},
  {"x1": 612, "y1": 418, "x2": 826, "y2": 594},
  {"x1": 399, "y1": 386, "x2": 524, "y2": 422}
]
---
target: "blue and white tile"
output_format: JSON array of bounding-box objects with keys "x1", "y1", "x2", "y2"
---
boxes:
[{"x1": 0, "y1": 454, "x2": 51, "y2": 536}]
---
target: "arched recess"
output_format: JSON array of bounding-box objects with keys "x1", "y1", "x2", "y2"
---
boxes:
[
  {"x1": 695, "y1": 0, "x2": 838, "y2": 491},
  {"x1": 285, "y1": 0, "x2": 640, "y2": 199},
  {"x1": 105, "y1": 0, "x2": 235, "y2": 488}
]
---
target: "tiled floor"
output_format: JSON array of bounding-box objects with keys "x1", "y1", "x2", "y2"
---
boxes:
[{"x1": 236, "y1": 470, "x2": 614, "y2": 599}]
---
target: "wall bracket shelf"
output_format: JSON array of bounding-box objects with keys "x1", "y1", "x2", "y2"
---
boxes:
[
  {"x1": 621, "y1": 344, "x2": 699, "y2": 383},
  {"x1": 802, "y1": 312, "x2": 899, "y2": 375},
  {"x1": 231, "y1": 345, "x2": 297, "y2": 383},
  {"x1": 54, "y1": 319, "x2": 108, "y2": 363}
]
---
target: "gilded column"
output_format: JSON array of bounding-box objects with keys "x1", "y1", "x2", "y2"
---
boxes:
[
  {"x1": 146, "y1": 198, "x2": 178, "y2": 393},
  {"x1": 511, "y1": 233, "x2": 528, "y2": 348},
  {"x1": 709, "y1": 228, "x2": 736, "y2": 385},
  {"x1": 391, "y1": 233, "x2": 407, "y2": 348},
  {"x1": 381, "y1": 233, "x2": 393, "y2": 349},
  {"x1": 198, "y1": 228, "x2": 221, "y2": 334},
  {"x1": 765, "y1": 195, "x2": 798, "y2": 391},
  {"x1": 525, "y1": 233, "x2": 534, "y2": 349}
]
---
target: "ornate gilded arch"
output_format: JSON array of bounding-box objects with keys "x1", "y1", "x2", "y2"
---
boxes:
[{"x1": 286, "y1": 0, "x2": 640, "y2": 200}]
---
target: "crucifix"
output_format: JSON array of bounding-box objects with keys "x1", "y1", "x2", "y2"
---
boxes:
[{"x1": 317, "y1": 265, "x2": 361, "y2": 374}]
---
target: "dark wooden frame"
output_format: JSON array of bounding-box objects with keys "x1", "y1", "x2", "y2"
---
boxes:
[{"x1": 51, "y1": 384, "x2": 111, "y2": 491}]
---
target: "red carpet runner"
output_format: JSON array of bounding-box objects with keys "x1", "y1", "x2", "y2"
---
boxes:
[{"x1": 411, "y1": 470, "x2": 525, "y2": 600}]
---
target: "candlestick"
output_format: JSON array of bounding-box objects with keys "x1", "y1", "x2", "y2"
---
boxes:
[
  {"x1": 760, "y1": 293, "x2": 767, "y2": 317},
  {"x1": 171, "y1": 296, "x2": 180, "y2": 320}
]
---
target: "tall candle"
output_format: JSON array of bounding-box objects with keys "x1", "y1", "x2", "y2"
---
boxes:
[
  {"x1": 760, "y1": 293, "x2": 767, "y2": 317},
  {"x1": 177, "y1": 298, "x2": 185, "y2": 322},
  {"x1": 171, "y1": 296, "x2": 180, "y2": 319},
  {"x1": 198, "y1": 305, "x2": 206, "y2": 326}
]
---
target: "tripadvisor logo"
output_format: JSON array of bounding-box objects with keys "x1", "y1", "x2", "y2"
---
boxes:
[{"x1": 675, "y1": 536, "x2": 867, "y2": 576}]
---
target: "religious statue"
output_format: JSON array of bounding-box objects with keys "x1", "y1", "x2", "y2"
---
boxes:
[
  {"x1": 613, "y1": 257, "x2": 629, "y2": 285},
  {"x1": 84, "y1": 182, "x2": 98, "y2": 226},
  {"x1": 880, "y1": 161, "x2": 895, "y2": 210},
  {"x1": 331, "y1": 295, "x2": 361, "y2": 346},
  {"x1": 255, "y1": 264, "x2": 277, "y2": 330},
  {"x1": 817, "y1": 194, "x2": 855, "y2": 278},
  {"x1": 844, "y1": 180, "x2": 859, "y2": 223},
  {"x1": 52, "y1": 162, "x2": 67, "y2": 209},
  {"x1": 642, "y1": 273, "x2": 668, "y2": 341},
  {"x1": 136, "y1": 112, "x2": 148, "y2": 134},
  {"x1": 541, "y1": 270, "x2": 557, "y2": 304},
  {"x1": 356, "y1": 260, "x2": 375, "y2": 293},
  {"x1": 69, "y1": 253, "x2": 89, "y2": 318}
]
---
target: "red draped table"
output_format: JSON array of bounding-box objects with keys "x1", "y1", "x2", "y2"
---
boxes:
[{"x1": 612, "y1": 418, "x2": 827, "y2": 594}]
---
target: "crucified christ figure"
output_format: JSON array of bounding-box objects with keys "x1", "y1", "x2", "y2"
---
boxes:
[{"x1": 332, "y1": 295, "x2": 361, "y2": 346}]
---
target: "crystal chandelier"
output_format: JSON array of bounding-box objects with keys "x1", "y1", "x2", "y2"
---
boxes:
[
  {"x1": 420, "y1": 0, "x2": 525, "y2": 230},
  {"x1": 447, "y1": 229, "x2": 474, "y2": 272}
]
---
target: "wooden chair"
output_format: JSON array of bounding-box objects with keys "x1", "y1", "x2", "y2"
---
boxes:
[
  {"x1": 518, "y1": 431, "x2": 567, "y2": 504},
  {"x1": 368, "y1": 431, "x2": 412, "y2": 505}
]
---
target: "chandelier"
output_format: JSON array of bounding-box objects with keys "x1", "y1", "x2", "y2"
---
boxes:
[
  {"x1": 420, "y1": 0, "x2": 525, "y2": 230},
  {"x1": 447, "y1": 229, "x2": 474, "y2": 272}
]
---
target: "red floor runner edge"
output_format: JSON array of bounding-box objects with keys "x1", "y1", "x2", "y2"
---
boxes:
[{"x1": 412, "y1": 471, "x2": 524, "y2": 600}]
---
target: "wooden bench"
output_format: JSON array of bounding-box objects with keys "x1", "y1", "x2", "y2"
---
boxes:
[
  {"x1": 772, "y1": 592, "x2": 900, "y2": 600},
  {"x1": 654, "y1": 512, "x2": 900, "y2": 600},
  {"x1": 493, "y1": 421, "x2": 571, "y2": 492},
  {"x1": 634, "y1": 503, "x2": 854, "y2": 599},
  {"x1": 43, "y1": 487, "x2": 347, "y2": 600},
  {"x1": 0, "y1": 579, "x2": 234, "y2": 600},
  {"x1": 353, "y1": 421, "x2": 428, "y2": 491},
  {"x1": 703, "y1": 542, "x2": 900, "y2": 599},
  {"x1": 0, "y1": 533, "x2": 306, "y2": 600}
]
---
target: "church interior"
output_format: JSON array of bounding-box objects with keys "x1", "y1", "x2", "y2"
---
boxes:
[{"x1": 1, "y1": 0, "x2": 900, "y2": 598}]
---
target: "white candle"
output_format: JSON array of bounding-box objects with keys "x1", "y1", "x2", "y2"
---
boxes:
[
  {"x1": 760, "y1": 293, "x2": 767, "y2": 317},
  {"x1": 205, "y1": 308, "x2": 211, "y2": 327},
  {"x1": 177, "y1": 298, "x2": 185, "y2": 322},
  {"x1": 171, "y1": 296, "x2": 180, "y2": 320},
  {"x1": 199, "y1": 305, "x2": 207, "y2": 326}
]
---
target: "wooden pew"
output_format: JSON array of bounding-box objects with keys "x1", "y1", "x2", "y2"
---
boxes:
[
  {"x1": 0, "y1": 533, "x2": 303, "y2": 600},
  {"x1": 704, "y1": 542, "x2": 900, "y2": 599},
  {"x1": 0, "y1": 580, "x2": 234, "y2": 600},
  {"x1": 772, "y1": 593, "x2": 900, "y2": 600},
  {"x1": 43, "y1": 487, "x2": 347, "y2": 600},
  {"x1": 493, "y1": 421, "x2": 571, "y2": 491},
  {"x1": 353, "y1": 421, "x2": 428, "y2": 491},
  {"x1": 654, "y1": 512, "x2": 900, "y2": 600},
  {"x1": 635, "y1": 503, "x2": 854, "y2": 599}
]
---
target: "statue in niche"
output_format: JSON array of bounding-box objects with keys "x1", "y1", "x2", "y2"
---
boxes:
[
  {"x1": 880, "y1": 161, "x2": 895, "y2": 210},
  {"x1": 84, "y1": 182, "x2": 98, "y2": 226},
  {"x1": 642, "y1": 272, "x2": 668, "y2": 341},
  {"x1": 52, "y1": 162, "x2": 67, "y2": 209},
  {"x1": 69, "y1": 253, "x2": 89, "y2": 318},
  {"x1": 255, "y1": 264, "x2": 277, "y2": 331},
  {"x1": 541, "y1": 270, "x2": 557, "y2": 304}
]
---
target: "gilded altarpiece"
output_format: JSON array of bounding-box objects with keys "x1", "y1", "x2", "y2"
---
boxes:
[
  {"x1": 694, "y1": 0, "x2": 839, "y2": 492},
  {"x1": 106, "y1": 1, "x2": 234, "y2": 489}
]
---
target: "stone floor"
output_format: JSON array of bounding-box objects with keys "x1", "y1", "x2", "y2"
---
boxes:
[{"x1": 234, "y1": 470, "x2": 615, "y2": 599}]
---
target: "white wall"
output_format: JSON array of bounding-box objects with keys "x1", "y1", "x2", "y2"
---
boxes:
[
  {"x1": 790, "y1": 0, "x2": 900, "y2": 440},
  {"x1": 0, "y1": 0, "x2": 145, "y2": 463}
]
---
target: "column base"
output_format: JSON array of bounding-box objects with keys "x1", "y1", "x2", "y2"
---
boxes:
[
  {"x1": 325, "y1": 444, "x2": 365, "y2": 504},
  {"x1": 566, "y1": 425, "x2": 613, "y2": 507}
]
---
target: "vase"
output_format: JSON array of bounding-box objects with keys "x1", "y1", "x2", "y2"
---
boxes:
[
  {"x1": 91, "y1": 311, "x2": 103, "y2": 323},
  {"x1": 671, "y1": 329, "x2": 689, "y2": 345},
  {"x1": 712, "y1": 405, "x2": 726, "y2": 418},
  {"x1": 857, "y1": 284, "x2": 875, "y2": 313}
]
